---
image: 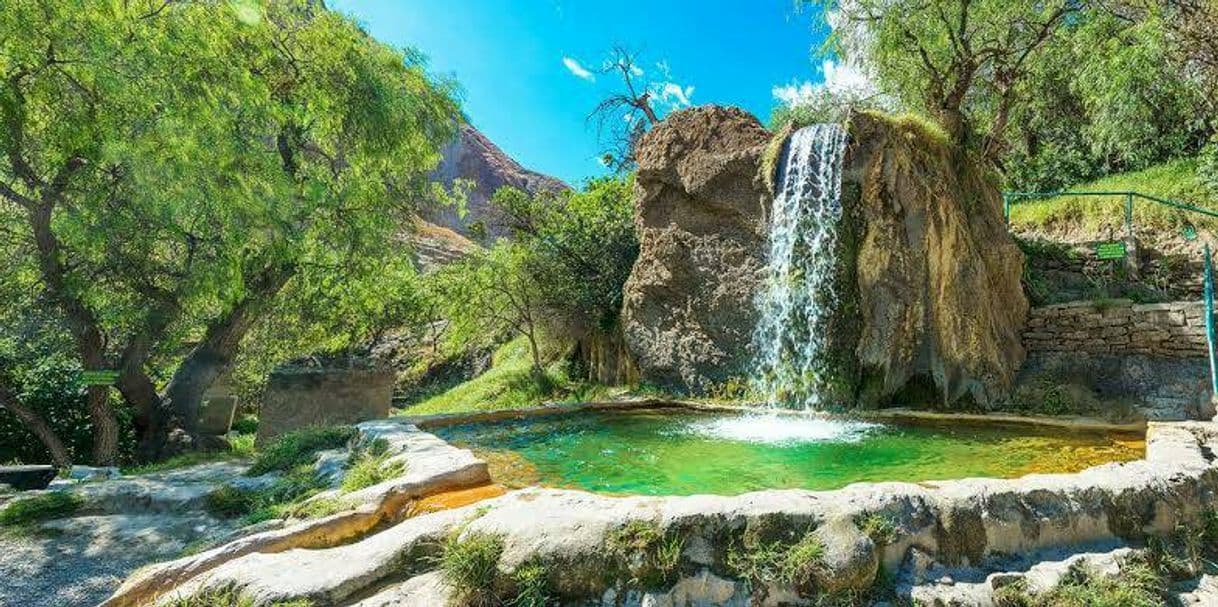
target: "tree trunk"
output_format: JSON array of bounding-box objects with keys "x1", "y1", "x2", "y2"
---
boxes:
[
  {"x1": 0, "y1": 383, "x2": 72, "y2": 468},
  {"x1": 27, "y1": 203, "x2": 120, "y2": 465},
  {"x1": 161, "y1": 263, "x2": 294, "y2": 440}
]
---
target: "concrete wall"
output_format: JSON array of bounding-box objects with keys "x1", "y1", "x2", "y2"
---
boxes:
[
  {"x1": 257, "y1": 367, "x2": 394, "y2": 444},
  {"x1": 1023, "y1": 300, "x2": 1208, "y2": 358}
]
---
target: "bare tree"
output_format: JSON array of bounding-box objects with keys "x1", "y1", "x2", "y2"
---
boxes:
[{"x1": 588, "y1": 46, "x2": 662, "y2": 171}]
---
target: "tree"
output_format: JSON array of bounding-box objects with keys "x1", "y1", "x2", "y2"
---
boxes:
[
  {"x1": 588, "y1": 46, "x2": 691, "y2": 171},
  {"x1": 812, "y1": 0, "x2": 1082, "y2": 160},
  {"x1": 433, "y1": 244, "x2": 550, "y2": 375},
  {"x1": 0, "y1": 1, "x2": 460, "y2": 461}
]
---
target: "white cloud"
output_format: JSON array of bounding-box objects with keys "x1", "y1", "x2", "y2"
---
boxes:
[
  {"x1": 651, "y1": 82, "x2": 695, "y2": 110},
  {"x1": 562, "y1": 57, "x2": 595, "y2": 82},
  {"x1": 773, "y1": 59, "x2": 882, "y2": 108}
]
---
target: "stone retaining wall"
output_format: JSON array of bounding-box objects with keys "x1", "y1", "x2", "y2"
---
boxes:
[{"x1": 1023, "y1": 300, "x2": 1208, "y2": 358}]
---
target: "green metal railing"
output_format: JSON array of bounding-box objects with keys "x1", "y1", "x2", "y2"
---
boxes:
[
  {"x1": 1003, "y1": 190, "x2": 1218, "y2": 236},
  {"x1": 1206, "y1": 243, "x2": 1217, "y2": 396}
]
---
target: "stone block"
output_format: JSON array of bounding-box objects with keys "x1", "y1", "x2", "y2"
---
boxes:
[
  {"x1": 198, "y1": 396, "x2": 238, "y2": 436},
  {"x1": 0, "y1": 465, "x2": 56, "y2": 490},
  {"x1": 257, "y1": 367, "x2": 394, "y2": 445}
]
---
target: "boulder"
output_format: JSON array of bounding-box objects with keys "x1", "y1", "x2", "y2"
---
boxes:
[
  {"x1": 0, "y1": 465, "x2": 56, "y2": 491},
  {"x1": 841, "y1": 112, "x2": 1028, "y2": 406},
  {"x1": 621, "y1": 106, "x2": 772, "y2": 392},
  {"x1": 257, "y1": 365, "x2": 393, "y2": 444}
]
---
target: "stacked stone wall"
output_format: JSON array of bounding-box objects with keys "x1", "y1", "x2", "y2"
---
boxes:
[{"x1": 1023, "y1": 300, "x2": 1207, "y2": 358}]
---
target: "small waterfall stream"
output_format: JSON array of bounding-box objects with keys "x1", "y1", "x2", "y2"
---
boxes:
[{"x1": 752, "y1": 124, "x2": 849, "y2": 410}]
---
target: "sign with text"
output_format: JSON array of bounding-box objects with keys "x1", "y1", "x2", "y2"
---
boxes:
[
  {"x1": 81, "y1": 370, "x2": 120, "y2": 387},
  {"x1": 1095, "y1": 241, "x2": 1127, "y2": 260}
]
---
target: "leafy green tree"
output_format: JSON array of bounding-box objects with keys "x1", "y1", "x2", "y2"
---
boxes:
[
  {"x1": 0, "y1": 1, "x2": 460, "y2": 462},
  {"x1": 809, "y1": 0, "x2": 1081, "y2": 159}
]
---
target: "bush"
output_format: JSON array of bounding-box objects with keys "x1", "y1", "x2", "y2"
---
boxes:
[
  {"x1": 0, "y1": 355, "x2": 137, "y2": 466},
  {"x1": 1201, "y1": 135, "x2": 1218, "y2": 198},
  {"x1": 0, "y1": 492, "x2": 83, "y2": 527},
  {"x1": 606, "y1": 520, "x2": 685, "y2": 589},
  {"x1": 246, "y1": 426, "x2": 355, "y2": 476}
]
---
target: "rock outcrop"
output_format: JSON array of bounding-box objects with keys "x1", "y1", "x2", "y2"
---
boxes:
[
  {"x1": 425, "y1": 123, "x2": 569, "y2": 239},
  {"x1": 841, "y1": 112, "x2": 1028, "y2": 406},
  {"x1": 621, "y1": 106, "x2": 773, "y2": 392}
]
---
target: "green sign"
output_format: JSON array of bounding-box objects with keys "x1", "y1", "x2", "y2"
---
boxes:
[
  {"x1": 81, "y1": 370, "x2": 120, "y2": 386},
  {"x1": 1095, "y1": 241, "x2": 1127, "y2": 260},
  {"x1": 1183, "y1": 224, "x2": 1199, "y2": 241}
]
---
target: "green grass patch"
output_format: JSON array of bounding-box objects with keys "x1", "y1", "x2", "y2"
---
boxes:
[
  {"x1": 1008, "y1": 158, "x2": 1217, "y2": 234},
  {"x1": 163, "y1": 588, "x2": 313, "y2": 607},
  {"x1": 606, "y1": 519, "x2": 685, "y2": 589},
  {"x1": 340, "y1": 438, "x2": 405, "y2": 493},
  {"x1": 994, "y1": 560, "x2": 1166, "y2": 607},
  {"x1": 509, "y1": 560, "x2": 552, "y2": 607},
  {"x1": 206, "y1": 464, "x2": 330, "y2": 525},
  {"x1": 0, "y1": 492, "x2": 83, "y2": 527},
  {"x1": 405, "y1": 338, "x2": 609, "y2": 416},
  {"x1": 726, "y1": 524, "x2": 827, "y2": 600},
  {"x1": 246, "y1": 426, "x2": 355, "y2": 477},
  {"x1": 438, "y1": 531, "x2": 505, "y2": 607}
]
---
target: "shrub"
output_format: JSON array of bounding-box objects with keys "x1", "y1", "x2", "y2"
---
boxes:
[
  {"x1": 230, "y1": 414, "x2": 259, "y2": 436},
  {"x1": 438, "y1": 531, "x2": 505, "y2": 607},
  {"x1": 246, "y1": 426, "x2": 355, "y2": 476},
  {"x1": 0, "y1": 492, "x2": 83, "y2": 527}
]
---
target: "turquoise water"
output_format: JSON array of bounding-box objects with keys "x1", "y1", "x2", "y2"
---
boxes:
[{"x1": 433, "y1": 409, "x2": 1144, "y2": 496}]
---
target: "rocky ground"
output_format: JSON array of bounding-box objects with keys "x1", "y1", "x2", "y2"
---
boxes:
[{"x1": 0, "y1": 463, "x2": 252, "y2": 607}]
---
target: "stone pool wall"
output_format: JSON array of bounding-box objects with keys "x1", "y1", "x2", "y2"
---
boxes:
[
  {"x1": 1022, "y1": 300, "x2": 1208, "y2": 358},
  {"x1": 102, "y1": 408, "x2": 1218, "y2": 607}
]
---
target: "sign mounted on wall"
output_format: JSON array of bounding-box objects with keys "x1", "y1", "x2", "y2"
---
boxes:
[
  {"x1": 1095, "y1": 241, "x2": 1127, "y2": 260},
  {"x1": 80, "y1": 370, "x2": 121, "y2": 387}
]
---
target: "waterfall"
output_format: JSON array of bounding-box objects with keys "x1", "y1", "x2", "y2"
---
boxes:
[{"x1": 752, "y1": 124, "x2": 849, "y2": 410}]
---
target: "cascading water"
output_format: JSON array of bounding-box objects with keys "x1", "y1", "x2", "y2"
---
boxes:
[{"x1": 752, "y1": 124, "x2": 849, "y2": 410}]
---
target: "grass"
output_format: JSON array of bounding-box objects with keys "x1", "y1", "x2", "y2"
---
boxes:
[
  {"x1": 205, "y1": 464, "x2": 330, "y2": 525},
  {"x1": 509, "y1": 560, "x2": 551, "y2": 607},
  {"x1": 405, "y1": 338, "x2": 609, "y2": 416},
  {"x1": 725, "y1": 525, "x2": 827, "y2": 600},
  {"x1": 0, "y1": 492, "x2": 83, "y2": 527},
  {"x1": 339, "y1": 438, "x2": 405, "y2": 493},
  {"x1": 606, "y1": 520, "x2": 685, "y2": 589},
  {"x1": 121, "y1": 432, "x2": 258, "y2": 476},
  {"x1": 246, "y1": 426, "x2": 356, "y2": 476},
  {"x1": 438, "y1": 531, "x2": 505, "y2": 607},
  {"x1": 163, "y1": 588, "x2": 313, "y2": 607},
  {"x1": 1008, "y1": 157, "x2": 1218, "y2": 235},
  {"x1": 994, "y1": 560, "x2": 1165, "y2": 607}
]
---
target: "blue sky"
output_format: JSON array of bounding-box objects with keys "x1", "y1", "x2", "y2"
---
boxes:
[{"x1": 328, "y1": 1, "x2": 832, "y2": 186}]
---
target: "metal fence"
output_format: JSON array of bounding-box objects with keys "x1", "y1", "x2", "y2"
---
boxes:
[{"x1": 1003, "y1": 190, "x2": 1218, "y2": 236}]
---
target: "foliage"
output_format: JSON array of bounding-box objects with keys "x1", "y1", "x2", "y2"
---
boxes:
[
  {"x1": 1201, "y1": 136, "x2": 1218, "y2": 197},
  {"x1": 246, "y1": 426, "x2": 355, "y2": 477},
  {"x1": 339, "y1": 438, "x2": 405, "y2": 493},
  {"x1": 0, "y1": 0, "x2": 461, "y2": 461},
  {"x1": 0, "y1": 492, "x2": 83, "y2": 527},
  {"x1": 857, "y1": 514, "x2": 899, "y2": 546},
  {"x1": 438, "y1": 531, "x2": 506, "y2": 607},
  {"x1": 993, "y1": 560, "x2": 1165, "y2": 607},
  {"x1": 1007, "y1": 159, "x2": 1218, "y2": 234},
  {"x1": 606, "y1": 520, "x2": 685, "y2": 589},
  {"x1": 404, "y1": 338, "x2": 608, "y2": 416}
]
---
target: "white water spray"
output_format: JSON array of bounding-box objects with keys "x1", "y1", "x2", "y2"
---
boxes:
[{"x1": 751, "y1": 124, "x2": 849, "y2": 410}]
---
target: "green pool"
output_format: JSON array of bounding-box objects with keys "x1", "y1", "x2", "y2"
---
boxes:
[{"x1": 432, "y1": 408, "x2": 1144, "y2": 496}]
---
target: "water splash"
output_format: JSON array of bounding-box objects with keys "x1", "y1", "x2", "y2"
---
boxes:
[
  {"x1": 752, "y1": 124, "x2": 849, "y2": 410},
  {"x1": 683, "y1": 413, "x2": 879, "y2": 445}
]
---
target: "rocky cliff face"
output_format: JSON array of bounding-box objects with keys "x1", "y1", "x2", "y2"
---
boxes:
[
  {"x1": 622, "y1": 106, "x2": 1027, "y2": 405},
  {"x1": 425, "y1": 123, "x2": 569, "y2": 238},
  {"x1": 621, "y1": 107, "x2": 772, "y2": 392}
]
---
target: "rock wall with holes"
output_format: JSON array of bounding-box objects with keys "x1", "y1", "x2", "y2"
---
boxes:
[{"x1": 1022, "y1": 300, "x2": 1208, "y2": 358}]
